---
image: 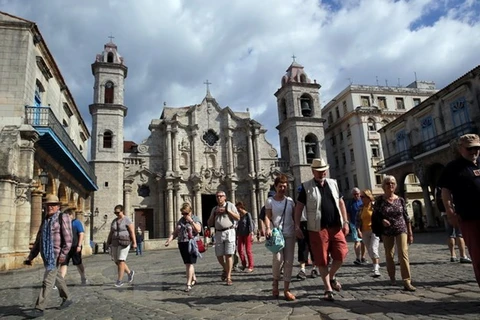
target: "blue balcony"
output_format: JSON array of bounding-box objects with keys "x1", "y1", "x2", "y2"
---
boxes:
[{"x1": 25, "y1": 106, "x2": 98, "y2": 191}]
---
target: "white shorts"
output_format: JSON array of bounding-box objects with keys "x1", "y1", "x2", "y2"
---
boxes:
[
  {"x1": 111, "y1": 245, "x2": 130, "y2": 262},
  {"x1": 214, "y1": 229, "x2": 236, "y2": 256}
]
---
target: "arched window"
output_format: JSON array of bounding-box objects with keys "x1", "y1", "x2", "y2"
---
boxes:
[
  {"x1": 35, "y1": 80, "x2": 45, "y2": 107},
  {"x1": 103, "y1": 131, "x2": 113, "y2": 148},
  {"x1": 279, "y1": 98, "x2": 287, "y2": 122},
  {"x1": 367, "y1": 118, "x2": 376, "y2": 131},
  {"x1": 107, "y1": 52, "x2": 114, "y2": 63},
  {"x1": 304, "y1": 134, "x2": 317, "y2": 163},
  {"x1": 104, "y1": 81, "x2": 114, "y2": 104}
]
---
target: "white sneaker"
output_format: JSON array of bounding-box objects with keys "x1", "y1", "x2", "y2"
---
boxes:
[{"x1": 373, "y1": 269, "x2": 381, "y2": 278}]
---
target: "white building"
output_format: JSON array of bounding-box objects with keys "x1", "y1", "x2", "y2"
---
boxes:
[
  {"x1": 378, "y1": 64, "x2": 480, "y2": 228},
  {"x1": 0, "y1": 11, "x2": 96, "y2": 270},
  {"x1": 323, "y1": 81, "x2": 437, "y2": 202}
]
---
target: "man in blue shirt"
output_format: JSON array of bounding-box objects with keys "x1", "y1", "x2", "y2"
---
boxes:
[
  {"x1": 59, "y1": 208, "x2": 88, "y2": 285},
  {"x1": 347, "y1": 188, "x2": 365, "y2": 265}
]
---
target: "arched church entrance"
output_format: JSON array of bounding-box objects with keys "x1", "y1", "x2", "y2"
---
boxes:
[
  {"x1": 412, "y1": 200, "x2": 425, "y2": 231},
  {"x1": 135, "y1": 208, "x2": 153, "y2": 238},
  {"x1": 201, "y1": 194, "x2": 217, "y2": 226}
]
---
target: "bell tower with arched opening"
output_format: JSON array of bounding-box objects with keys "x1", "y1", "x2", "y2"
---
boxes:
[
  {"x1": 89, "y1": 39, "x2": 128, "y2": 242},
  {"x1": 274, "y1": 58, "x2": 326, "y2": 186}
]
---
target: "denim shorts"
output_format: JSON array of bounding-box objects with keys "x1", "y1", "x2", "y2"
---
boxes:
[{"x1": 444, "y1": 216, "x2": 462, "y2": 238}]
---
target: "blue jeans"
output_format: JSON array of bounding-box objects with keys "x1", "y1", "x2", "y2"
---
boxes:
[{"x1": 136, "y1": 243, "x2": 143, "y2": 255}]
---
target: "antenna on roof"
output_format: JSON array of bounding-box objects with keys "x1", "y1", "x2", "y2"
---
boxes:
[
  {"x1": 347, "y1": 78, "x2": 353, "y2": 85},
  {"x1": 414, "y1": 71, "x2": 418, "y2": 82},
  {"x1": 385, "y1": 79, "x2": 389, "y2": 87},
  {"x1": 376, "y1": 76, "x2": 379, "y2": 86},
  {"x1": 397, "y1": 78, "x2": 401, "y2": 87}
]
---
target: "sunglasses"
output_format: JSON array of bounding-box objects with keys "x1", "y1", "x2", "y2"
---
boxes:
[
  {"x1": 181, "y1": 211, "x2": 189, "y2": 215},
  {"x1": 114, "y1": 211, "x2": 121, "y2": 214},
  {"x1": 466, "y1": 146, "x2": 480, "y2": 152}
]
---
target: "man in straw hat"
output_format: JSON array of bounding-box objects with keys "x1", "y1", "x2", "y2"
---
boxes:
[
  {"x1": 438, "y1": 133, "x2": 480, "y2": 287},
  {"x1": 294, "y1": 158, "x2": 349, "y2": 301},
  {"x1": 24, "y1": 194, "x2": 74, "y2": 317}
]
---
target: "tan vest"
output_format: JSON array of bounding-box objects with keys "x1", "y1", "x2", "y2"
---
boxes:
[
  {"x1": 303, "y1": 178, "x2": 344, "y2": 231},
  {"x1": 211, "y1": 202, "x2": 235, "y2": 230}
]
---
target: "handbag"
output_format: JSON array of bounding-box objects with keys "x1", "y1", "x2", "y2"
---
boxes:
[
  {"x1": 196, "y1": 238, "x2": 206, "y2": 253},
  {"x1": 265, "y1": 199, "x2": 287, "y2": 253},
  {"x1": 116, "y1": 220, "x2": 131, "y2": 247}
]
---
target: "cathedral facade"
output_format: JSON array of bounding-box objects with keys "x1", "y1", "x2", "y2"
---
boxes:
[{"x1": 90, "y1": 43, "x2": 326, "y2": 242}]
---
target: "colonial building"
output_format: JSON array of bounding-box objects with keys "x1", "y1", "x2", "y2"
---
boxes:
[
  {"x1": 89, "y1": 47, "x2": 326, "y2": 243},
  {"x1": 0, "y1": 11, "x2": 97, "y2": 270},
  {"x1": 378, "y1": 64, "x2": 480, "y2": 228},
  {"x1": 322, "y1": 81, "x2": 437, "y2": 222}
]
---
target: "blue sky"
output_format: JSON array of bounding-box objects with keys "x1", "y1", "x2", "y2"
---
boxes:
[{"x1": 1, "y1": 0, "x2": 479, "y2": 152}]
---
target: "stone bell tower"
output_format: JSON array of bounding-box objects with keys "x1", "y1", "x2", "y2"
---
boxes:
[
  {"x1": 89, "y1": 39, "x2": 128, "y2": 242},
  {"x1": 274, "y1": 58, "x2": 326, "y2": 186}
]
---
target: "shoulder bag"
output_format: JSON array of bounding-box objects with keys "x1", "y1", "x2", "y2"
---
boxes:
[
  {"x1": 116, "y1": 219, "x2": 131, "y2": 247},
  {"x1": 265, "y1": 199, "x2": 287, "y2": 253}
]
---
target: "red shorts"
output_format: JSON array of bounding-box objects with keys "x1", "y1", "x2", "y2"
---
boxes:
[{"x1": 309, "y1": 227, "x2": 348, "y2": 266}]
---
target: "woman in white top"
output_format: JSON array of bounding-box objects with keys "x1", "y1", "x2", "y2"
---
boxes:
[{"x1": 265, "y1": 174, "x2": 296, "y2": 301}]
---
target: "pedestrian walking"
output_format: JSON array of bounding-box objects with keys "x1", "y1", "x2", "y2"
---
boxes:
[
  {"x1": 294, "y1": 158, "x2": 349, "y2": 302},
  {"x1": 106, "y1": 204, "x2": 137, "y2": 287},
  {"x1": 136, "y1": 230, "x2": 144, "y2": 255},
  {"x1": 24, "y1": 194, "x2": 74, "y2": 318},
  {"x1": 356, "y1": 189, "x2": 381, "y2": 277},
  {"x1": 207, "y1": 190, "x2": 240, "y2": 286},
  {"x1": 347, "y1": 187, "x2": 366, "y2": 265},
  {"x1": 265, "y1": 174, "x2": 297, "y2": 301},
  {"x1": 59, "y1": 207, "x2": 88, "y2": 285},
  {"x1": 372, "y1": 176, "x2": 415, "y2": 291},
  {"x1": 438, "y1": 134, "x2": 480, "y2": 287},
  {"x1": 165, "y1": 202, "x2": 202, "y2": 292},
  {"x1": 235, "y1": 201, "x2": 255, "y2": 272}
]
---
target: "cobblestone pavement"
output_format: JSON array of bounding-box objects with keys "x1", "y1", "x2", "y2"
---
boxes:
[{"x1": 0, "y1": 231, "x2": 479, "y2": 319}]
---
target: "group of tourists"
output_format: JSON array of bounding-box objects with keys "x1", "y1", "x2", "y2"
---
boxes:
[{"x1": 23, "y1": 134, "x2": 480, "y2": 318}]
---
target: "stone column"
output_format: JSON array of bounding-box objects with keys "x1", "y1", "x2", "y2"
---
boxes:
[
  {"x1": 30, "y1": 188, "x2": 43, "y2": 245},
  {"x1": 175, "y1": 184, "x2": 181, "y2": 222},
  {"x1": 227, "y1": 131, "x2": 234, "y2": 175},
  {"x1": 166, "y1": 126, "x2": 173, "y2": 173},
  {"x1": 194, "y1": 187, "x2": 202, "y2": 225},
  {"x1": 250, "y1": 185, "x2": 257, "y2": 221},
  {"x1": 253, "y1": 128, "x2": 261, "y2": 173},
  {"x1": 166, "y1": 183, "x2": 174, "y2": 234},
  {"x1": 247, "y1": 130, "x2": 254, "y2": 174},
  {"x1": 421, "y1": 185, "x2": 435, "y2": 227},
  {"x1": 172, "y1": 128, "x2": 178, "y2": 172},
  {"x1": 190, "y1": 131, "x2": 198, "y2": 174},
  {"x1": 123, "y1": 185, "x2": 132, "y2": 217}
]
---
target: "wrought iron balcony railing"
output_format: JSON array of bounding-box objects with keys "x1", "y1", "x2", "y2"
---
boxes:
[
  {"x1": 25, "y1": 106, "x2": 96, "y2": 180},
  {"x1": 377, "y1": 121, "x2": 478, "y2": 171}
]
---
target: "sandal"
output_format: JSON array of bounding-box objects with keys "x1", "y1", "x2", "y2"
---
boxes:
[
  {"x1": 221, "y1": 271, "x2": 227, "y2": 281},
  {"x1": 184, "y1": 285, "x2": 192, "y2": 292},
  {"x1": 323, "y1": 290, "x2": 335, "y2": 301},
  {"x1": 284, "y1": 290, "x2": 296, "y2": 301},
  {"x1": 226, "y1": 278, "x2": 233, "y2": 286},
  {"x1": 330, "y1": 277, "x2": 342, "y2": 291},
  {"x1": 191, "y1": 280, "x2": 197, "y2": 286}
]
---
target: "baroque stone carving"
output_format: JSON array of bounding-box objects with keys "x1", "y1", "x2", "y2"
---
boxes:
[{"x1": 137, "y1": 144, "x2": 148, "y2": 154}]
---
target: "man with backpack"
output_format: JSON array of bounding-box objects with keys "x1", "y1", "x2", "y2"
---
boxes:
[
  {"x1": 24, "y1": 194, "x2": 74, "y2": 318},
  {"x1": 59, "y1": 207, "x2": 88, "y2": 285},
  {"x1": 207, "y1": 190, "x2": 239, "y2": 286}
]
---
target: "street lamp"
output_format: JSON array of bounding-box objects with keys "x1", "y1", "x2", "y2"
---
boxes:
[{"x1": 39, "y1": 170, "x2": 49, "y2": 189}]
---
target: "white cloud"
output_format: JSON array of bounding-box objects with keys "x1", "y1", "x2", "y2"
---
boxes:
[{"x1": 2, "y1": 0, "x2": 479, "y2": 153}]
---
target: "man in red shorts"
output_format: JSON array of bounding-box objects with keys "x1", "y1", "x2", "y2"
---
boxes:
[
  {"x1": 294, "y1": 158, "x2": 349, "y2": 301},
  {"x1": 438, "y1": 134, "x2": 480, "y2": 287}
]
